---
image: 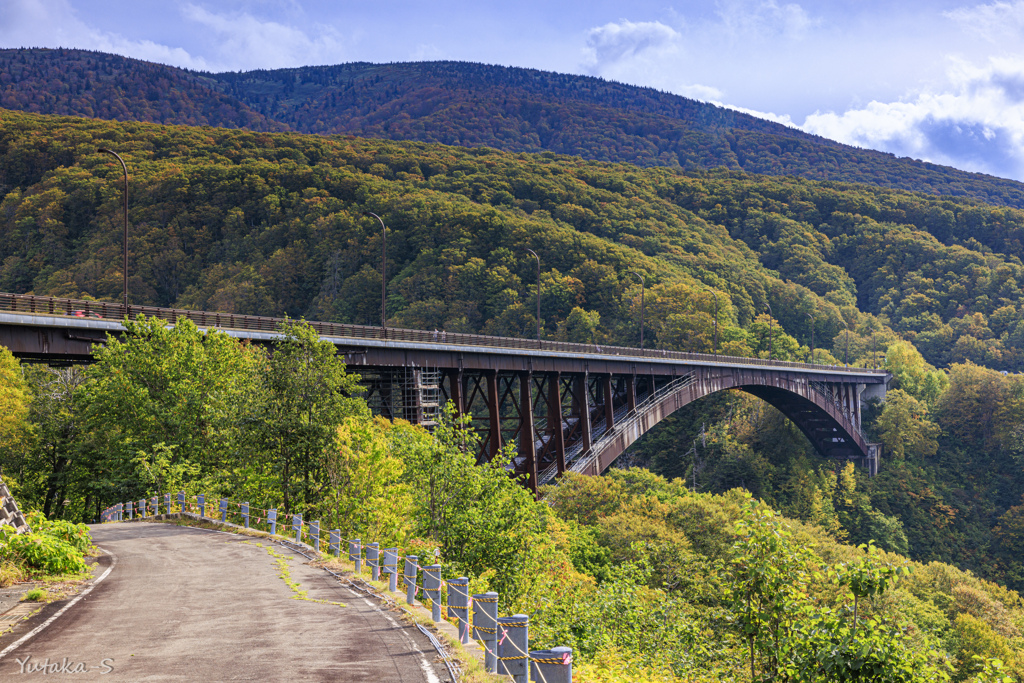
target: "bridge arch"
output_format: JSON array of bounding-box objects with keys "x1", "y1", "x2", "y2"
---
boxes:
[{"x1": 563, "y1": 367, "x2": 882, "y2": 482}]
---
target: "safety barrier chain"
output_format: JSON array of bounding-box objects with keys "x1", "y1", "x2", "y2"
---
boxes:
[{"x1": 100, "y1": 493, "x2": 573, "y2": 683}]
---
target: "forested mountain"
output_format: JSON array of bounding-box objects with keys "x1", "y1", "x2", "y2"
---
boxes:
[
  {"x1": 5, "y1": 47, "x2": 1024, "y2": 210},
  {"x1": 4, "y1": 107, "x2": 1024, "y2": 614}
]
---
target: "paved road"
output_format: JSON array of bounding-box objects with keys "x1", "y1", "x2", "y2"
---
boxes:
[{"x1": 0, "y1": 522, "x2": 450, "y2": 682}]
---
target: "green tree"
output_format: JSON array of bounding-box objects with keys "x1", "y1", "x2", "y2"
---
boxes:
[
  {"x1": 874, "y1": 390, "x2": 941, "y2": 460},
  {"x1": 255, "y1": 319, "x2": 366, "y2": 514}
]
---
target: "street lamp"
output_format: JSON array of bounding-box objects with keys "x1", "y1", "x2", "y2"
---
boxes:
[
  {"x1": 526, "y1": 248, "x2": 541, "y2": 344},
  {"x1": 765, "y1": 303, "x2": 774, "y2": 361},
  {"x1": 627, "y1": 271, "x2": 645, "y2": 355},
  {"x1": 807, "y1": 313, "x2": 815, "y2": 364},
  {"x1": 704, "y1": 287, "x2": 719, "y2": 355},
  {"x1": 97, "y1": 148, "x2": 129, "y2": 317},
  {"x1": 363, "y1": 211, "x2": 388, "y2": 338},
  {"x1": 845, "y1": 323, "x2": 851, "y2": 367}
]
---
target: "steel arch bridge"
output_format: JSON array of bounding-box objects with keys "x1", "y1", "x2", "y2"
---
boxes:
[{"x1": 0, "y1": 293, "x2": 888, "y2": 492}]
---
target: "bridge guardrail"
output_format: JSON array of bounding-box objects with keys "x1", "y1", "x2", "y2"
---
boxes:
[
  {"x1": 0, "y1": 291, "x2": 887, "y2": 377},
  {"x1": 100, "y1": 494, "x2": 573, "y2": 682}
]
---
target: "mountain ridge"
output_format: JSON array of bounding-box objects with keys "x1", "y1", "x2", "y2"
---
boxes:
[{"x1": 5, "y1": 47, "x2": 1024, "y2": 210}]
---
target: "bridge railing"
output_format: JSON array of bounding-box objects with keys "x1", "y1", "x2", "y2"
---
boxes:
[
  {"x1": 100, "y1": 494, "x2": 573, "y2": 682},
  {"x1": 0, "y1": 291, "x2": 886, "y2": 376}
]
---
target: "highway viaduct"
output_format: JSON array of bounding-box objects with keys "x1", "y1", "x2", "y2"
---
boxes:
[{"x1": 0, "y1": 293, "x2": 889, "y2": 492}]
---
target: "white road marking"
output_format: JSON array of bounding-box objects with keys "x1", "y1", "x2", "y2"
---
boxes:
[{"x1": 0, "y1": 547, "x2": 117, "y2": 661}]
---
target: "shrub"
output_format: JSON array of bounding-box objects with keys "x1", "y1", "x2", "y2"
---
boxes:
[
  {"x1": 0, "y1": 531, "x2": 89, "y2": 575},
  {"x1": 25, "y1": 512, "x2": 92, "y2": 553}
]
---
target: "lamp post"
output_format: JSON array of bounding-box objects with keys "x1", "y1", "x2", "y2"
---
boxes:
[
  {"x1": 845, "y1": 324, "x2": 851, "y2": 367},
  {"x1": 97, "y1": 148, "x2": 129, "y2": 318},
  {"x1": 627, "y1": 271, "x2": 645, "y2": 355},
  {"x1": 765, "y1": 303, "x2": 774, "y2": 361},
  {"x1": 526, "y1": 248, "x2": 541, "y2": 344},
  {"x1": 807, "y1": 313, "x2": 815, "y2": 364},
  {"x1": 704, "y1": 287, "x2": 719, "y2": 355},
  {"x1": 363, "y1": 212, "x2": 387, "y2": 338}
]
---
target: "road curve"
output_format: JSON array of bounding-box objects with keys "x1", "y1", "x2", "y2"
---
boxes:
[{"x1": 0, "y1": 522, "x2": 451, "y2": 682}]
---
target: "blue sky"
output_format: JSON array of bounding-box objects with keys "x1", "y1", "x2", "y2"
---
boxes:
[{"x1": 5, "y1": 0, "x2": 1024, "y2": 181}]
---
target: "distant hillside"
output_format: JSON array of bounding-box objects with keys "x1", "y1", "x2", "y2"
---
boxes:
[
  {"x1": 0, "y1": 48, "x2": 283, "y2": 131},
  {"x1": 5, "y1": 48, "x2": 1024, "y2": 210}
]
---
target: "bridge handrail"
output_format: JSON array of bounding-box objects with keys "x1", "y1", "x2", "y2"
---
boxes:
[{"x1": 0, "y1": 291, "x2": 887, "y2": 375}]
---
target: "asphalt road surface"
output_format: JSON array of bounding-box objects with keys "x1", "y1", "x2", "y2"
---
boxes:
[{"x1": 0, "y1": 522, "x2": 451, "y2": 682}]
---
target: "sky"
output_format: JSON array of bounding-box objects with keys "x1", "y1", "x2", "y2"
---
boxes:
[{"x1": 5, "y1": 0, "x2": 1024, "y2": 181}]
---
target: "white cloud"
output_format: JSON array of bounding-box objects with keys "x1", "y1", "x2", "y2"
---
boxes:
[
  {"x1": 715, "y1": 0, "x2": 817, "y2": 41},
  {"x1": 583, "y1": 19, "x2": 680, "y2": 70},
  {"x1": 0, "y1": 0, "x2": 209, "y2": 69},
  {"x1": 676, "y1": 83, "x2": 725, "y2": 101},
  {"x1": 801, "y1": 55, "x2": 1024, "y2": 179},
  {"x1": 181, "y1": 4, "x2": 345, "y2": 70},
  {"x1": 944, "y1": 1, "x2": 1024, "y2": 41}
]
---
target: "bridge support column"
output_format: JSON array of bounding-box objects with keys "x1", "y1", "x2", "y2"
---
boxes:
[
  {"x1": 447, "y1": 369, "x2": 464, "y2": 416},
  {"x1": 603, "y1": 374, "x2": 614, "y2": 432},
  {"x1": 486, "y1": 371, "x2": 501, "y2": 461},
  {"x1": 547, "y1": 372, "x2": 566, "y2": 476},
  {"x1": 574, "y1": 373, "x2": 592, "y2": 471},
  {"x1": 627, "y1": 374, "x2": 636, "y2": 413},
  {"x1": 519, "y1": 371, "x2": 538, "y2": 493}
]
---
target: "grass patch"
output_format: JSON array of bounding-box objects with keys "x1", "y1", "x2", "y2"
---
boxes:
[
  {"x1": 239, "y1": 541, "x2": 345, "y2": 607},
  {"x1": 22, "y1": 588, "x2": 47, "y2": 602},
  {"x1": 0, "y1": 560, "x2": 26, "y2": 588}
]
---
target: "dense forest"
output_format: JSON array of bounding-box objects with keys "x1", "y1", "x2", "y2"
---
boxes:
[
  {"x1": 6, "y1": 48, "x2": 1024, "y2": 210},
  {"x1": 1, "y1": 319, "x2": 1022, "y2": 682},
  {"x1": 4, "y1": 108, "x2": 1024, "y2": 677}
]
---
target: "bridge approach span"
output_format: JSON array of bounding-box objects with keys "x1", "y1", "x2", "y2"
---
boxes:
[{"x1": 0, "y1": 293, "x2": 888, "y2": 491}]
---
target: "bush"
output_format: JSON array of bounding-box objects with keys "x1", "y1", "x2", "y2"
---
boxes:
[
  {"x1": 25, "y1": 512, "x2": 91, "y2": 553},
  {"x1": 0, "y1": 530, "x2": 89, "y2": 575}
]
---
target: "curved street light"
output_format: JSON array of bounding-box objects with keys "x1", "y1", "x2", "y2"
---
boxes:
[
  {"x1": 765, "y1": 302, "x2": 774, "y2": 361},
  {"x1": 363, "y1": 211, "x2": 388, "y2": 339},
  {"x1": 526, "y1": 248, "x2": 541, "y2": 344},
  {"x1": 807, "y1": 312, "x2": 815, "y2": 364},
  {"x1": 97, "y1": 148, "x2": 129, "y2": 317},
  {"x1": 627, "y1": 271, "x2": 645, "y2": 355},
  {"x1": 845, "y1": 321, "x2": 851, "y2": 367},
  {"x1": 704, "y1": 287, "x2": 719, "y2": 355}
]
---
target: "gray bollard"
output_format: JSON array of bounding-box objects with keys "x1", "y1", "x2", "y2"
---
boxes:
[
  {"x1": 268, "y1": 509, "x2": 277, "y2": 535},
  {"x1": 219, "y1": 498, "x2": 228, "y2": 523},
  {"x1": 383, "y1": 548, "x2": 398, "y2": 592},
  {"x1": 241, "y1": 502, "x2": 250, "y2": 529},
  {"x1": 139, "y1": 499, "x2": 146, "y2": 518},
  {"x1": 329, "y1": 530, "x2": 340, "y2": 556},
  {"x1": 498, "y1": 614, "x2": 529, "y2": 683},
  {"x1": 117, "y1": 503, "x2": 122, "y2": 521},
  {"x1": 348, "y1": 538, "x2": 361, "y2": 572},
  {"x1": 423, "y1": 564, "x2": 442, "y2": 623},
  {"x1": 310, "y1": 520, "x2": 320, "y2": 552},
  {"x1": 473, "y1": 592, "x2": 499, "y2": 673},
  {"x1": 165, "y1": 493, "x2": 171, "y2": 515},
  {"x1": 151, "y1": 496, "x2": 158, "y2": 515},
  {"x1": 530, "y1": 646, "x2": 573, "y2": 683},
  {"x1": 127, "y1": 500, "x2": 134, "y2": 520},
  {"x1": 404, "y1": 556, "x2": 418, "y2": 605},
  {"x1": 177, "y1": 492, "x2": 185, "y2": 513},
  {"x1": 447, "y1": 577, "x2": 470, "y2": 644},
  {"x1": 367, "y1": 542, "x2": 380, "y2": 580},
  {"x1": 198, "y1": 494, "x2": 205, "y2": 518},
  {"x1": 293, "y1": 514, "x2": 302, "y2": 543}
]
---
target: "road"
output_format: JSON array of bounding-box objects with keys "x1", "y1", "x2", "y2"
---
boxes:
[{"x1": 0, "y1": 522, "x2": 451, "y2": 682}]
